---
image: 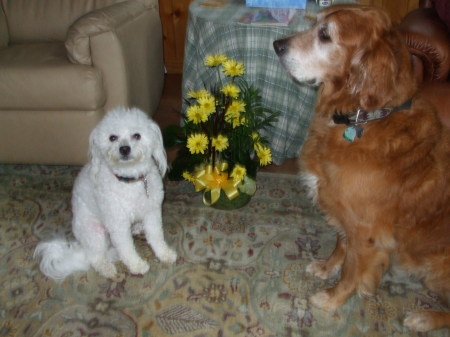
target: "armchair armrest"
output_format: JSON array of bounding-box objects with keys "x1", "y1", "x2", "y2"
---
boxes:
[
  {"x1": 0, "y1": 6, "x2": 8, "y2": 49},
  {"x1": 65, "y1": 1, "x2": 152, "y2": 65},
  {"x1": 65, "y1": 0, "x2": 164, "y2": 114},
  {"x1": 399, "y1": 7, "x2": 450, "y2": 82}
]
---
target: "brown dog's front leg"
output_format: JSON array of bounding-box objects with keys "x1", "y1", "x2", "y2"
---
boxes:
[
  {"x1": 306, "y1": 234, "x2": 347, "y2": 279},
  {"x1": 309, "y1": 233, "x2": 390, "y2": 310}
]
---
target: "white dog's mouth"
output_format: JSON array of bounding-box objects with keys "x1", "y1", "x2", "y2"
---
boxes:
[{"x1": 107, "y1": 145, "x2": 143, "y2": 166}]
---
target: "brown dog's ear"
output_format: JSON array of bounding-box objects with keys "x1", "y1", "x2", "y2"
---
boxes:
[
  {"x1": 342, "y1": 6, "x2": 400, "y2": 110},
  {"x1": 323, "y1": 6, "x2": 392, "y2": 48},
  {"x1": 365, "y1": 7, "x2": 392, "y2": 42},
  {"x1": 347, "y1": 35, "x2": 400, "y2": 110}
]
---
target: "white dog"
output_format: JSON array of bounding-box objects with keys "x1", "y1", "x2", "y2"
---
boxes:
[{"x1": 35, "y1": 107, "x2": 177, "y2": 281}]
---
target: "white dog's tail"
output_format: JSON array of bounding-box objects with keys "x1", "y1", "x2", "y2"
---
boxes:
[{"x1": 34, "y1": 239, "x2": 90, "y2": 281}]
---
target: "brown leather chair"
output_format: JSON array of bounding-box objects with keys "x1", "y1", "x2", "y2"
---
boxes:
[
  {"x1": 399, "y1": 0, "x2": 450, "y2": 128},
  {"x1": 0, "y1": 0, "x2": 165, "y2": 164}
]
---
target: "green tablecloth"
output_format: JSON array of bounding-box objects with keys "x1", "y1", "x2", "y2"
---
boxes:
[{"x1": 182, "y1": 0, "x2": 353, "y2": 164}]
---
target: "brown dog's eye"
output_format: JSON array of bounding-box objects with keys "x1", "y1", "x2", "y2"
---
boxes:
[
  {"x1": 318, "y1": 26, "x2": 331, "y2": 42},
  {"x1": 132, "y1": 133, "x2": 141, "y2": 140},
  {"x1": 109, "y1": 135, "x2": 118, "y2": 142}
]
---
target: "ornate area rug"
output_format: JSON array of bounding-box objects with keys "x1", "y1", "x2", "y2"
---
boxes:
[{"x1": 0, "y1": 164, "x2": 448, "y2": 337}]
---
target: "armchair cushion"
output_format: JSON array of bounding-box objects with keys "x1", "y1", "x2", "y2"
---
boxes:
[{"x1": 0, "y1": 43, "x2": 105, "y2": 110}]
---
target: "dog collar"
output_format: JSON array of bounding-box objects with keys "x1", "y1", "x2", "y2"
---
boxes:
[
  {"x1": 115, "y1": 174, "x2": 144, "y2": 183},
  {"x1": 332, "y1": 99, "x2": 413, "y2": 141},
  {"x1": 114, "y1": 174, "x2": 149, "y2": 197}
]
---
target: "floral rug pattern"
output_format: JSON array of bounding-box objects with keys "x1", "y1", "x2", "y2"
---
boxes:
[{"x1": 0, "y1": 164, "x2": 448, "y2": 337}]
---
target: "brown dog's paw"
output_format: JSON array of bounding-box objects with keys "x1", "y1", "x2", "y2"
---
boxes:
[
  {"x1": 306, "y1": 259, "x2": 340, "y2": 279},
  {"x1": 309, "y1": 290, "x2": 340, "y2": 311},
  {"x1": 404, "y1": 311, "x2": 450, "y2": 332}
]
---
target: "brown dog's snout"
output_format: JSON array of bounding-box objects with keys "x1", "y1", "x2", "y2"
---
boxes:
[{"x1": 273, "y1": 38, "x2": 289, "y2": 56}]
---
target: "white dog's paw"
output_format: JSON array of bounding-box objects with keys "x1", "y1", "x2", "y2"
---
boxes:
[
  {"x1": 94, "y1": 261, "x2": 117, "y2": 279},
  {"x1": 131, "y1": 223, "x2": 145, "y2": 236},
  {"x1": 157, "y1": 248, "x2": 177, "y2": 264},
  {"x1": 128, "y1": 259, "x2": 150, "y2": 275}
]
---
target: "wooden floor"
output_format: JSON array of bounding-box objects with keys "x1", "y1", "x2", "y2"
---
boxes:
[{"x1": 152, "y1": 74, "x2": 299, "y2": 175}]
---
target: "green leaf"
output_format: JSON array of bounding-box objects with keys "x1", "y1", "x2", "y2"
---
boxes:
[
  {"x1": 168, "y1": 147, "x2": 204, "y2": 181},
  {"x1": 163, "y1": 125, "x2": 185, "y2": 148}
]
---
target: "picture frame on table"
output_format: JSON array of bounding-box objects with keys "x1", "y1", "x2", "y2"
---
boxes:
[{"x1": 246, "y1": 0, "x2": 307, "y2": 9}]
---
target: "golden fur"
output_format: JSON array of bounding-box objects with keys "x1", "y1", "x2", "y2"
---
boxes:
[{"x1": 274, "y1": 5, "x2": 450, "y2": 332}]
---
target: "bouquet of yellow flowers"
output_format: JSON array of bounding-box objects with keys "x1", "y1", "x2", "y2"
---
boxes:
[{"x1": 165, "y1": 54, "x2": 279, "y2": 208}]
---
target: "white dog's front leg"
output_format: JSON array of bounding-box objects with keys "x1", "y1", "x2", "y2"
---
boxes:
[
  {"x1": 143, "y1": 210, "x2": 177, "y2": 264},
  {"x1": 108, "y1": 226, "x2": 149, "y2": 275}
]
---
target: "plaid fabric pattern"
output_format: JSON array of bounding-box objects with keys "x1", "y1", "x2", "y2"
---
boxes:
[{"x1": 182, "y1": 0, "x2": 354, "y2": 164}]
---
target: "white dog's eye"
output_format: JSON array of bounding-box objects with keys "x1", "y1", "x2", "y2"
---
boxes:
[
  {"x1": 109, "y1": 135, "x2": 118, "y2": 142},
  {"x1": 132, "y1": 133, "x2": 141, "y2": 140}
]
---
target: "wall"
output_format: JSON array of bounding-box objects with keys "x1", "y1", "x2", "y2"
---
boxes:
[
  {"x1": 159, "y1": 0, "x2": 194, "y2": 74},
  {"x1": 357, "y1": 0, "x2": 419, "y2": 22}
]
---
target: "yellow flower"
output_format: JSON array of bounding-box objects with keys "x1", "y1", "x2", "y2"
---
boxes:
[
  {"x1": 251, "y1": 132, "x2": 260, "y2": 141},
  {"x1": 204, "y1": 54, "x2": 228, "y2": 67},
  {"x1": 225, "y1": 110, "x2": 238, "y2": 123},
  {"x1": 198, "y1": 95, "x2": 216, "y2": 115},
  {"x1": 221, "y1": 83, "x2": 240, "y2": 98},
  {"x1": 225, "y1": 113, "x2": 238, "y2": 126},
  {"x1": 225, "y1": 100, "x2": 245, "y2": 117},
  {"x1": 253, "y1": 134, "x2": 265, "y2": 151},
  {"x1": 256, "y1": 146, "x2": 272, "y2": 166},
  {"x1": 229, "y1": 116, "x2": 246, "y2": 128},
  {"x1": 187, "y1": 133, "x2": 209, "y2": 154},
  {"x1": 187, "y1": 89, "x2": 210, "y2": 99},
  {"x1": 254, "y1": 141, "x2": 263, "y2": 151},
  {"x1": 225, "y1": 100, "x2": 246, "y2": 127},
  {"x1": 222, "y1": 59, "x2": 245, "y2": 77},
  {"x1": 182, "y1": 171, "x2": 195, "y2": 183},
  {"x1": 231, "y1": 164, "x2": 246, "y2": 182},
  {"x1": 212, "y1": 134, "x2": 229, "y2": 152},
  {"x1": 186, "y1": 105, "x2": 208, "y2": 124}
]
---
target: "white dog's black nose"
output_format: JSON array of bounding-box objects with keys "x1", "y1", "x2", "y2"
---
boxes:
[
  {"x1": 119, "y1": 145, "x2": 131, "y2": 157},
  {"x1": 273, "y1": 38, "x2": 288, "y2": 56}
]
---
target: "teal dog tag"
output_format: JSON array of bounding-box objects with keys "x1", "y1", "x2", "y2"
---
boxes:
[{"x1": 343, "y1": 126, "x2": 363, "y2": 142}]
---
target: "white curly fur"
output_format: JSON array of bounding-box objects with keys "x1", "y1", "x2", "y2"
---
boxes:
[{"x1": 34, "y1": 107, "x2": 177, "y2": 281}]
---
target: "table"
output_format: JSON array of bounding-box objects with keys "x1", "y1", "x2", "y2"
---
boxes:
[{"x1": 182, "y1": 0, "x2": 354, "y2": 165}]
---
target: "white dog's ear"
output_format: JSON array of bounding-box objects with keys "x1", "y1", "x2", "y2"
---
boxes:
[
  {"x1": 88, "y1": 126, "x2": 101, "y2": 179},
  {"x1": 149, "y1": 121, "x2": 168, "y2": 176}
]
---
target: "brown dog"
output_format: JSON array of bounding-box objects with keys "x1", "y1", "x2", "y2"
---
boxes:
[{"x1": 274, "y1": 5, "x2": 450, "y2": 332}]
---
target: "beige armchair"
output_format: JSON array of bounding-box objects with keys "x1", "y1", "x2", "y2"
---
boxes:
[{"x1": 0, "y1": 0, "x2": 165, "y2": 164}]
